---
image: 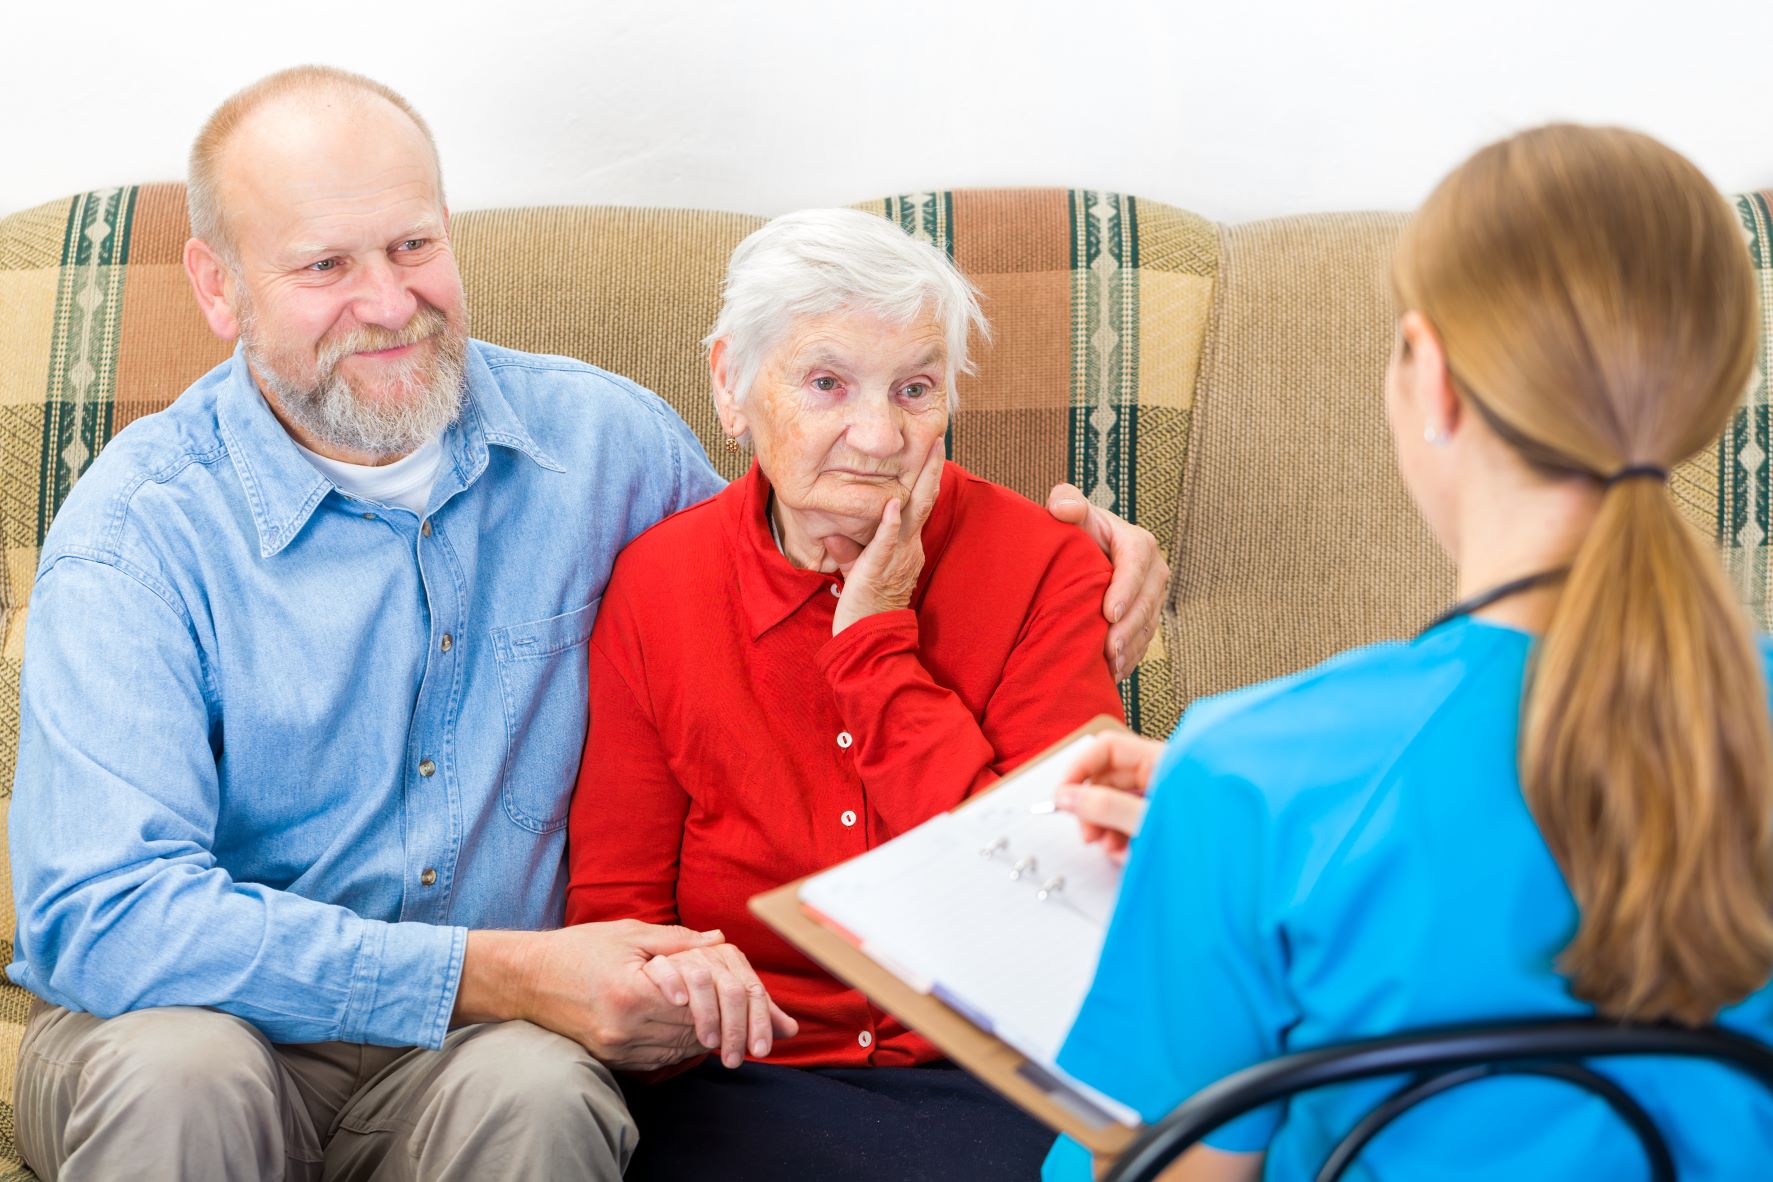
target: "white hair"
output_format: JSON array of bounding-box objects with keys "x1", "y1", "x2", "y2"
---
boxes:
[{"x1": 704, "y1": 208, "x2": 989, "y2": 416}]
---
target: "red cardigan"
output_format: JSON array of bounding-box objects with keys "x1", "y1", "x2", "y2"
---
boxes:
[{"x1": 566, "y1": 461, "x2": 1124, "y2": 1067}]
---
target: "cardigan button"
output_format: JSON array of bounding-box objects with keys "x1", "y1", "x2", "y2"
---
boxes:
[
  {"x1": 836, "y1": 732, "x2": 853, "y2": 750},
  {"x1": 857, "y1": 1030, "x2": 873, "y2": 1049},
  {"x1": 828, "y1": 582, "x2": 841, "y2": 598},
  {"x1": 841, "y1": 810, "x2": 858, "y2": 828}
]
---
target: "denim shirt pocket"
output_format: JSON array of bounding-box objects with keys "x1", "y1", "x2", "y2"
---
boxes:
[{"x1": 488, "y1": 598, "x2": 600, "y2": 833}]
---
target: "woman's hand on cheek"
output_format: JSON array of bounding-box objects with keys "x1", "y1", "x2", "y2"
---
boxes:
[{"x1": 831, "y1": 438, "x2": 944, "y2": 635}]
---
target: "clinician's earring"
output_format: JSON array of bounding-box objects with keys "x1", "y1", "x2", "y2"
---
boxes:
[
  {"x1": 1423, "y1": 425, "x2": 1449, "y2": 447},
  {"x1": 725, "y1": 436, "x2": 741, "y2": 454}
]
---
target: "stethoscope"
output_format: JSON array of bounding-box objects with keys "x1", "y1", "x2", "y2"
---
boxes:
[{"x1": 1419, "y1": 567, "x2": 1568, "y2": 636}]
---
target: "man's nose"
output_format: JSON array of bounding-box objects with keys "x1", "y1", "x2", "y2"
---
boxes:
[{"x1": 350, "y1": 255, "x2": 420, "y2": 331}]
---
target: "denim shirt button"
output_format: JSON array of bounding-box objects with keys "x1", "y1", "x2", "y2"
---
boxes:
[
  {"x1": 418, "y1": 759, "x2": 436, "y2": 778},
  {"x1": 420, "y1": 868, "x2": 437, "y2": 887}
]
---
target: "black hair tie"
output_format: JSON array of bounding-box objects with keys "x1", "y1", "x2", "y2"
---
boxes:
[{"x1": 1603, "y1": 464, "x2": 1669, "y2": 487}]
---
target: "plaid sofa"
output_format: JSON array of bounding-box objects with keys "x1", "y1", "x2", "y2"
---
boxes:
[{"x1": 0, "y1": 184, "x2": 1768, "y2": 1177}]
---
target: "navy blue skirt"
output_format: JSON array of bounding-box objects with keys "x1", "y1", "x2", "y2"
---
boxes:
[{"x1": 620, "y1": 1058, "x2": 1054, "y2": 1180}]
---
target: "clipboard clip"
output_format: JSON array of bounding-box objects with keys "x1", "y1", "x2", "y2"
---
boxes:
[{"x1": 978, "y1": 836, "x2": 1076, "y2": 909}]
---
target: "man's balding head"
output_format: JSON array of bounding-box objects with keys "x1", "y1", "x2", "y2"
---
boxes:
[
  {"x1": 188, "y1": 65, "x2": 443, "y2": 258},
  {"x1": 181, "y1": 65, "x2": 466, "y2": 464}
]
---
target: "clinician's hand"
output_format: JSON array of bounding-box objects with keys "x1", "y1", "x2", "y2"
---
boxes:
[{"x1": 1055, "y1": 731, "x2": 1165, "y2": 863}]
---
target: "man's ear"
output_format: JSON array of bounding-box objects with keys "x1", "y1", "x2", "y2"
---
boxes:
[
  {"x1": 184, "y1": 237, "x2": 240, "y2": 342},
  {"x1": 1400, "y1": 310, "x2": 1461, "y2": 439},
  {"x1": 708, "y1": 339, "x2": 749, "y2": 440}
]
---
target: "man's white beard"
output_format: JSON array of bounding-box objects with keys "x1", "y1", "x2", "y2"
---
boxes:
[{"x1": 241, "y1": 301, "x2": 468, "y2": 460}]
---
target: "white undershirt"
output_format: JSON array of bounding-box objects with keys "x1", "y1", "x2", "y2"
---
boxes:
[{"x1": 295, "y1": 432, "x2": 447, "y2": 517}]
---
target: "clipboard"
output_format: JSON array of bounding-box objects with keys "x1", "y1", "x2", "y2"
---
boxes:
[{"x1": 749, "y1": 713, "x2": 1138, "y2": 1156}]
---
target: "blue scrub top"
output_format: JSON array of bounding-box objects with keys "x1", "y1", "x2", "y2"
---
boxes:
[{"x1": 1045, "y1": 616, "x2": 1773, "y2": 1181}]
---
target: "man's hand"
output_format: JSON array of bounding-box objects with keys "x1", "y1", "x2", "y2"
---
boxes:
[
  {"x1": 453, "y1": 921, "x2": 792, "y2": 1071},
  {"x1": 642, "y1": 944, "x2": 799, "y2": 1067},
  {"x1": 1045, "y1": 483, "x2": 1169, "y2": 681},
  {"x1": 832, "y1": 438, "x2": 944, "y2": 635}
]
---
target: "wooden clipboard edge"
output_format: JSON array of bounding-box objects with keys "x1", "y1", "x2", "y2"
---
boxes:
[{"x1": 748, "y1": 713, "x2": 1137, "y2": 1156}]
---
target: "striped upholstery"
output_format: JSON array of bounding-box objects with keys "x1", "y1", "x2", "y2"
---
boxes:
[{"x1": 0, "y1": 185, "x2": 1766, "y2": 1177}]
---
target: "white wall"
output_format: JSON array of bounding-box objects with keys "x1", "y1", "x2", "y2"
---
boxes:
[{"x1": 4, "y1": 0, "x2": 1770, "y2": 224}]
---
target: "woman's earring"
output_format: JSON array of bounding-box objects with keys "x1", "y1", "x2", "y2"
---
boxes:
[
  {"x1": 724, "y1": 436, "x2": 741, "y2": 454},
  {"x1": 1423, "y1": 425, "x2": 1449, "y2": 447}
]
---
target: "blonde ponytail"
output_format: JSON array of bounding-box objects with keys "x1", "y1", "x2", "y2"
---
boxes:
[
  {"x1": 1395, "y1": 125, "x2": 1773, "y2": 1024},
  {"x1": 1524, "y1": 478, "x2": 1773, "y2": 1023}
]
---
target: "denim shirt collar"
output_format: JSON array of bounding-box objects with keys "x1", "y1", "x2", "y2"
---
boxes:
[{"x1": 217, "y1": 341, "x2": 563, "y2": 557}]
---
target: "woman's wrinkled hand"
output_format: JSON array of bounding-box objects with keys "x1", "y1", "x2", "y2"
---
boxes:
[
  {"x1": 641, "y1": 940, "x2": 800, "y2": 1068},
  {"x1": 1056, "y1": 732, "x2": 1166, "y2": 863},
  {"x1": 831, "y1": 438, "x2": 945, "y2": 635}
]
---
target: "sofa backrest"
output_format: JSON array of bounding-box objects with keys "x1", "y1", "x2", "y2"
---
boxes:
[{"x1": 1, "y1": 182, "x2": 1771, "y2": 889}]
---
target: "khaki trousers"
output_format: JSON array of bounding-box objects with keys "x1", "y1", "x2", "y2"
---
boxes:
[{"x1": 14, "y1": 1001, "x2": 637, "y2": 1182}]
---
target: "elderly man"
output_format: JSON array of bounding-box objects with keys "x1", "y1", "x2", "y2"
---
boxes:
[{"x1": 7, "y1": 66, "x2": 1166, "y2": 1181}]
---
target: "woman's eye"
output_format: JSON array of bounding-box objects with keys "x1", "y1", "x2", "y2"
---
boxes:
[
  {"x1": 310, "y1": 258, "x2": 339, "y2": 273},
  {"x1": 812, "y1": 376, "x2": 839, "y2": 392},
  {"x1": 903, "y1": 383, "x2": 930, "y2": 399}
]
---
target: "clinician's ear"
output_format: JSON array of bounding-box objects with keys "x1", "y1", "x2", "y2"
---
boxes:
[
  {"x1": 1399, "y1": 311, "x2": 1461, "y2": 440},
  {"x1": 184, "y1": 237, "x2": 240, "y2": 342},
  {"x1": 708, "y1": 340, "x2": 750, "y2": 441}
]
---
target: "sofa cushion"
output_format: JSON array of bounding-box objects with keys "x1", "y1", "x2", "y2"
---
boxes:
[{"x1": 1173, "y1": 211, "x2": 1445, "y2": 704}]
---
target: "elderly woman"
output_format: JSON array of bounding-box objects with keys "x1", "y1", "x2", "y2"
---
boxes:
[{"x1": 566, "y1": 208, "x2": 1126, "y2": 1179}]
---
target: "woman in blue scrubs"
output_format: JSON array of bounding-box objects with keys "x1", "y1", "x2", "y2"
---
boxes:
[{"x1": 1046, "y1": 124, "x2": 1773, "y2": 1181}]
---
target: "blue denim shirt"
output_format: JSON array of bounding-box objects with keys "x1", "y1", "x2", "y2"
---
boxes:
[{"x1": 7, "y1": 341, "x2": 722, "y2": 1049}]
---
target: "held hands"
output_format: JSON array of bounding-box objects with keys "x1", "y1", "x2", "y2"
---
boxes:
[
  {"x1": 1055, "y1": 732, "x2": 1166, "y2": 864},
  {"x1": 832, "y1": 438, "x2": 945, "y2": 636},
  {"x1": 459, "y1": 921, "x2": 795, "y2": 1071},
  {"x1": 1044, "y1": 484, "x2": 1169, "y2": 681}
]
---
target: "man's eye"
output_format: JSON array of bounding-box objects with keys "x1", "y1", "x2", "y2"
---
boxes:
[
  {"x1": 812, "y1": 377, "x2": 839, "y2": 392},
  {"x1": 310, "y1": 258, "x2": 339, "y2": 272},
  {"x1": 397, "y1": 239, "x2": 427, "y2": 252}
]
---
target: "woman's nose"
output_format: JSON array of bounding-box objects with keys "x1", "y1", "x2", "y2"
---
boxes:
[{"x1": 844, "y1": 401, "x2": 904, "y2": 458}]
